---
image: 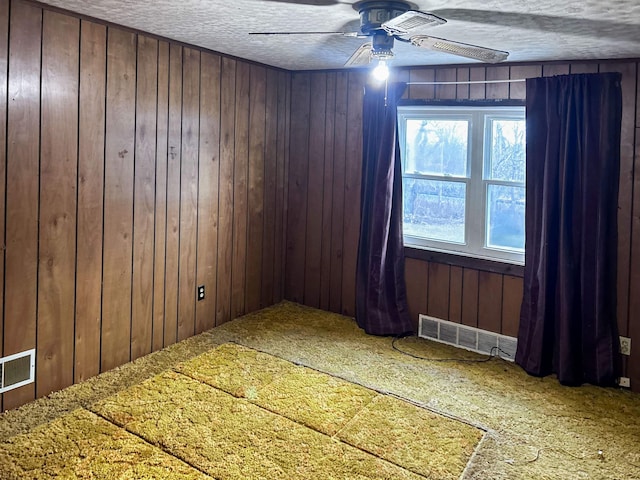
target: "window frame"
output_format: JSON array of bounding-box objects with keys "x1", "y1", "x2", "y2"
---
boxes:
[{"x1": 398, "y1": 101, "x2": 526, "y2": 265}]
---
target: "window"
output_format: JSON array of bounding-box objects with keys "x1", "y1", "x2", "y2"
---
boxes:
[{"x1": 398, "y1": 105, "x2": 526, "y2": 264}]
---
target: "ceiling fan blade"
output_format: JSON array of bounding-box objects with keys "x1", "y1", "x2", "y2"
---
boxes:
[
  {"x1": 249, "y1": 31, "x2": 360, "y2": 36},
  {"x1": 344, "y1": 42, "x2": 372, "y2": 67},
  {"x1": 381, "y1": 10, "x2": 446, "y2": 36},
  {"x1": 410, "y1": 35, "x2": 508, "y2": 63}
]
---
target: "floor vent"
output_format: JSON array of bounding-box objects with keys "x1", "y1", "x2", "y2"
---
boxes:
[
  {"x1": 0, "y1": 349, "x2": 35, "y2": 393},
  {"x1": 418, "y1": 315, "x2": 517, "y2": 362}
]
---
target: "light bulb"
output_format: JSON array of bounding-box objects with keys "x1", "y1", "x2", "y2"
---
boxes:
[{"x1": 372, "y1": 60, "x2": 389, "y2": 82}]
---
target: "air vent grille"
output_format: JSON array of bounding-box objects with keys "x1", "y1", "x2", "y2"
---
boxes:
[
  {"x1": 418, "y1": 315, "x2": 517, "y2": 362},
  {"x1": 0, "y1": 349, "x2": 35, "y2": 393}
]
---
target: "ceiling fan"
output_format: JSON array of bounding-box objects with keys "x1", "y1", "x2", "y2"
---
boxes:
[{"x1": 250, "y1": 0, "x2": 509, "y2": 67}]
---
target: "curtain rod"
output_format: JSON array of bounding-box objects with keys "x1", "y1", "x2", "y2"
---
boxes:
[{"x1": 406, "y1": 79, "x2": 525, "y2": 85}]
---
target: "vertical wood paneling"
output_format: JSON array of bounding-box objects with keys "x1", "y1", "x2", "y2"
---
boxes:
[
  {"x1": 272, "y1": 70, "x2": 288, "y2": 303},
  {"x1": 177, "y1": 48, "x2": 200, "y2": 342},
  {"x1": 320, "y1": 72, "x2": 336, "y2": 311},
  {"x1": 215, "y1": 57, "x2": 235, "y2": 326},
  {"x1": 477, "y1": 271, "x2": 503, "y2": 334},
  {"x1": 600, "y1": 62, "x2": 636, "y2": 340},
  {"x1": 285, "y1": 73, "x2": 310, "y2": 304},
  {"x1": 0, "y1": 4, "x2": 290, "y2": 410},
  {"x1": 329, "y1": 72, "x2": 347, "y2": 314},
  {"x1": 131, "y1": 35, "x2": 157, "y2": 360},
  {"x1": 196, "y1": 52, "x2": 220, "y2": 333},
  {"x1": 434, "y1": 68, "x2": 456, "y2": 99},
  {"x1": 461, "y1": 269, "x2": 479, "y2": 328},
  {"x1": 75, "y1": 20, "x2": 106, "y2": 384},
  {"x1": 246, "y1": 64, "x2": 266, "y2": 313},
  {"x1": 427, "y1": 262, "x2": 450, "y2": 320},
  {"x1": 341, "y1": 72, "x2": 364, "y2": 316},
  {"x1": 37, "y1": 10, "x2": 79, "y2": 398},
  {"x1": 152, "y1": 41, "x2": 169, "y2": 351},
  {"x1": 542, "y1": 64, "x2": 570, "y2": 76},
  {"x1": 231, "y1": 61, "x2": 250, "y2": 319},
  {"x1": 502, "y1": 275, "x2": 523, "y2": 338},
  {"x1": 0, "y1": 2, "x2": 8, "y2": 407},
  {"x1": 304, "y1": 73, "x2": 326, "y2": 308},
  {"x1": 4, "y1": 1, "x2": 42, "y2": 409},
  {"x1": 405, "y1": 258, "x2": 428, "y2": 327},
  {"x1": 628, "y1": 90, "x2": 640, "y2": 388},
  {"x1": 485, "y1": 66, "x2": 510, "y2": 99},
  {"x1": 164, "y1": 43, "x2": 182, "y2": 346},
  {"x1": 455, "y1": 68, "x2": 470, "y2": 100},
  {"x1": 408, "y1": 68, "x2": 434, "y2": 99},
  {"x1": 449, "y1": 266, "x2": 463, "y2": 323},
  {"x1": 509, "y1": 65, "x2": 542, "y2": 99},
  {"x1": 261, "y1": 69, "x2": 278, "y2": 308},
  {"x1": 468, "y1": 67, "x2": 485, "y2": 99},
  {"x1": 101, "y1": 28, "x2": 136, "y2": 372}
]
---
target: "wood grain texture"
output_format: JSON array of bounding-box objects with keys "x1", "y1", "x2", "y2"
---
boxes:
[
  {"x1": 215, "y1": 57, "x2": 235, "y2": 326},
  {"x1": 427, "y1": 262, "x2": 450, "y2": 320},
  {"x1": 340, "y1": 72, "x2": 364, "y2": 317},
  {"x1": 501, "y1": 275, "x2": 523, "y2": 338},
  {"x1": 434, "y1": 68, "x2": 456, "y2": 100},
  {"x1": 177, "y1": 47, "x2": 200, "y2": 342},
  {"x1": 3, "y1": 0, "x2": 42, "y2": 409},
  {"x1": 246, "y1": 64, "x2": 266, "y2": 313},
  {"x1": 600, "y1": 62, "x2": 636, "y2": 339},
  {"x1": 0, "y1": 1, "x2": 7, "y2": 404},
  {"x1": 461, "y1": 269, "x2": 479, "y2": 328},
  {"x1": 304, "y1": 72, "x2": 327, "y2": 308},
  {"x1": 320, "y1": 72, "x2": 336, "y2": 311},
  {"x1": 231, "y1": 61, "x2": 250, "y2": 320},
  {"x1": 285, "y1": 73, "x2": 310, "y2": 304},
  {"x1": 152, "y1": 40, "x2": 169, "y2": 351},
  {"x1": 509, "y1": 65, "x2": 542, "y2": 100},
  {"x1": 272, "y1": 70, "x2": 289, "y2": 304},
  {"x1": 37, "y1": 10, "x2": 79, "y2": 398},
  {"x1": 261, "y1": 68, "x2": 278, "y2": 308},
  {"x1": 328, "y1": 72, "x2": 347, "y2": 314},
  {"x1": 75, "y1": 20, "x2": 106, "y2": 384},
  {"x1": 477, "y1": 272, "x2": 503, "y2": 334},
  {"x1": 196, "y1": 52, "x2": 220, "y2": 334},
  {"x1": 449, "y1": 266, "x2": 463, "y2": 323},
  {"x1": 164, "y1": 43, "x2": 182, "y2": 346},
  {"x1": 405, "y1": 258, "x2": 428, "y2": 328},
  {"x1": 131, "y1": 35, "x2": 158, "y2": 360},
  {"x1": 0, "y1": 5, "x2": 289, "y2": 410},
  {"x1": 101, "y1": 27, "x2": 136, "y2": 373}
]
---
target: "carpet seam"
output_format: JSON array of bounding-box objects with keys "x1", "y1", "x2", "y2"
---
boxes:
[
  {"x1": 169, "y1": 369, "x2": 430, "y2": 478},
  {"x1": 86, "y1": 406, "x2": 220, "y2": 480},
  {"x1": 226, "y1": 340, "x2": 493, "y2": 433}
]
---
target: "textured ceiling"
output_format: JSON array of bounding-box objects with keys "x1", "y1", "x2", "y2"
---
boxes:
[{"x1": 38, "y1": 0, "x2": 640, "y2": 70}]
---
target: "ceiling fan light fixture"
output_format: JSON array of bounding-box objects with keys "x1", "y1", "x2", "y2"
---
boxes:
[
  {"x1": 410, "y1": 35, "x2": 509, "y2": 63},
  {"x1": 381, "y1": 10, "x2": 446, "y2": 36},
  {"x1": 372, "y1": 60, "x2": 390, "y2": 82}
]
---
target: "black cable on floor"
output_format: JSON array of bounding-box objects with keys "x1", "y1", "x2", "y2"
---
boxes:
[{"x1": 391, "y1": 335, "x2": 510, "y2": 363}]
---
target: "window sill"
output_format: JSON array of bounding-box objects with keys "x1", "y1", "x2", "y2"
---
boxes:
[{"x1": 404, "y1": 246, "x2": 524, "y2": 277}]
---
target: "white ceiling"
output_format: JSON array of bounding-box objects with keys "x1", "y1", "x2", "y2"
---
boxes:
[{"x1": 39, "y1": 0, "x2": 640, "y2": 71}]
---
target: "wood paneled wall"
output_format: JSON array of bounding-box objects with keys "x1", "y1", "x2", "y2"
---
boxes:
[
  {"x1": 287, "y1": 60, "x2": 640, "y2": 391},
  {"x1": 0, "y1": 0, "x2": 290, "y2": 410}
]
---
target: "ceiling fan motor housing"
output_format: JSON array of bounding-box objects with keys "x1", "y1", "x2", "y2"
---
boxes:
[{"x1": 357, "y1": 1, "x2": 411, "y2": 33}]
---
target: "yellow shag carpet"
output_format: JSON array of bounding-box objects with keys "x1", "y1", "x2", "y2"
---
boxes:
[
  {"x1": 0, "y1": 300, "x2": 639, "y2": 479},
  {"x1": 0, "y1": 343, "x2": 482, "y2": 479}
]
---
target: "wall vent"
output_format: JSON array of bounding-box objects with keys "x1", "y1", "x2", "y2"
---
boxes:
[
  {"x1": 0, "y1": 349, "x2": 35, "y2": 393},
  {"x1": 418, "y1": 315, "x2": 517, "y2": 362}
]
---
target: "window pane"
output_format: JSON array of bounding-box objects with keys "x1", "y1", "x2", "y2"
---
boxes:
[
  {"x1": 487, "y1": 119, "x2": 525, "y2": 182},
  {"x1": 486, "y1": 185, "x2": 525, "y2": 251},
  {"x1": 405, "y1": 119, "x2": 468, "y2": 176},
  {"x1": 403, "y1": 178, "x2": 466, "y2": 243}
]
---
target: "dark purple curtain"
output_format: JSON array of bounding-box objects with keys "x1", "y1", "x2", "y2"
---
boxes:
[
  {"x1": 516, "y1": 73, "x2": 622, "y2": 386},
  {"x1": 355, "y1": 82, "x2": 413, "y2": 336}
]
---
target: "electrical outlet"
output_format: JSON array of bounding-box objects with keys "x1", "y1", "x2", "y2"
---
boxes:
[
  {"x1": 620, "y1": 336, "x2": 631, "y2": 356},
  {"x1": 197, "y1": 285, "x2": 205, "y2": 301},
  {"x1": 618, "y1": 377, "x2": 631, "y2": 388}
]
